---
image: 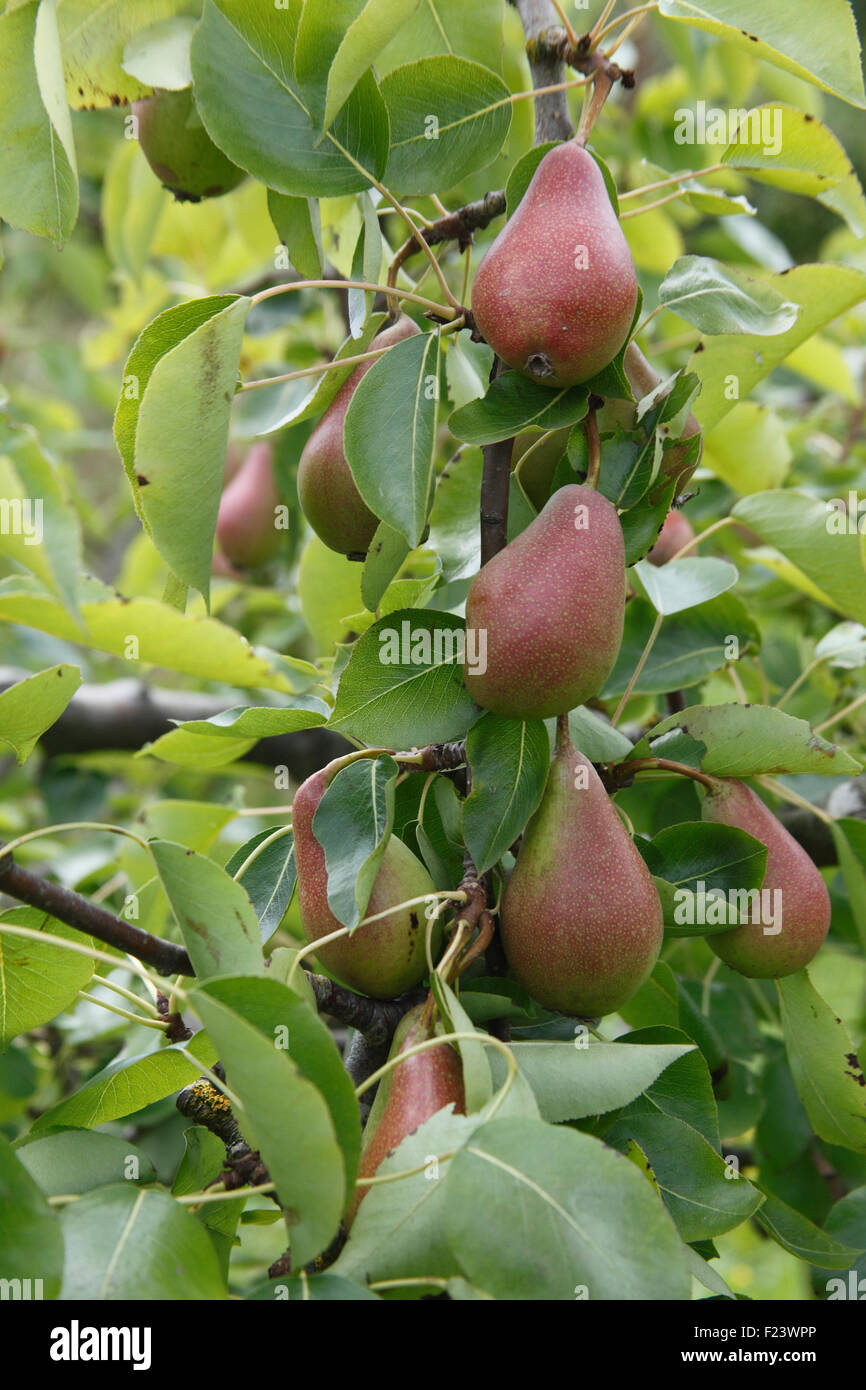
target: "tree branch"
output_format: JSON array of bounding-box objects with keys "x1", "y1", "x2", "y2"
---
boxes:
[
  {"x1": 0, "y1": 668, "x2": 351, "y2": 777},
  {"x1": 514, "y1": 0, "x2": 576, "y2": 141}
]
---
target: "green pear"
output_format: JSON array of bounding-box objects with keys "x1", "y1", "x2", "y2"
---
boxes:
[
  {"x1": 463, "y1": 483, "x2": 625, "y2": 719},
  {"x1": 215, "y1": 442, "x2": 282, "y2": 569},
  {"x1": 647, "y1": 509, "x2": 694, "y2": 565},
  {"x1": 293, "y1": 757, "x2": 437, "y2": 998},
  {"x1": 702, "y1": 778, "x2": 831, "y2": 978},
  {"x1": 134, "y1": 88, "x2": 245, "y2": 202},
  {"x1": 348, "y1": 1004, "x2": 465, "y2": 1225},
  {"x1": 501, "y1": 726, "x2": 664, "y2": 1017},
  {"x1": 471, "y1": 142, "x2": 637, "y2": 386},
  {"x1": 511, "y1": 426, "x2": 571, "y2": 510},
  {"x1": 298, "y1": 316, "x2": 420, "y2": 556}
]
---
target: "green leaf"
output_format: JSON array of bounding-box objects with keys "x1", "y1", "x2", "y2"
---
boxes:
[
  {"x1": 329, "y1": 609, "x2": 480, "y2": 746},
  {"x1": 462, "y1": 714, "x2": 549, "y2": 875},
  {"x1": 488, "y1": 1040, "x2": 695, "y2": 1122},
  {"x1": 632, "y1": 555, "x2": 739, "y2": 615},
  {"x1": 777, "y1": 971, "x2": 866, "y2": 1153},
  {"x1": 0, "y1": 0, "x2": 77, "y2": 243},
  {"x1": 225, "y1": 830, "x2": 297, "y2": 943},
  {"x1": 733, "y1": 489, "x2": 866, "y2": 625},
  {"x1": 617, "y1": 1026, "x2": 721, "y2": 1148},
  {"x1": 0, "y1": 575, "x2": 309, "y2": 692},
  {"x1": 267, "y1": 191, "x2": 323, "y2": 279},
  {"x1": 432, "y1": 978, "x2": 493, "y2": 1113},
  {"x1": 150, "y1": 840, "x2": 263, "y2": 980},
  {"x1": 121, "y1": 15, "x2": 195, "y2": 89},
  {"x1": 0, "y1": 908, "x2": 93, "y2": 1047},
  {"x1": 820, "y1": 1188, "x2": 866, "y2": 1294},
  {"x1": 602, "y1": 593, "x2": 760, "y2": 697},
  {"x1": 444, "y1": 1116, "x2": 692, "y2": 1298},
  {"x1": 295, "y1": 0, "x2": 422, "y2": 135},
  {"x1": 114, "y1": 294, "x2": 250, "y2": 603},
  {"x1": 689, "y1": 264, "x2": 866, "y2": 431},
  {"x1": 755, "y1": 1187, "x2": 865, "y2": 1268},
  {"x1": 344, "y1": 330, "x2": 440, "y2": 548},
  {"x1": 15, "y1": 1130, "x2": 157, "y2": 1196},
  {"x1": 830, "y1": 819, "x2": 866, "y2": 952},
  {"x1": 722, "y1": 105, "x2": 866, "y2": 237},
  {"x1": 657, "y1": 256, "x2": 800, "y2": 335},
  {"x1": 641, "y1": 822, "x2": 767, "y2": 897},
  {"x1": 0, "y1": 425, "x2": 83, "y2": 615},
  {"x1": 0, "y1": 665, "x2": 81, "y2": 762},
  {"x1": 566, "y1": 705, "x2": 635, "y2": 762},
  {"x1": 657, "y1": 0, "x2": 866, "y2": 109},
  {"x1": 361, "y1": 522, "x2": 412, "y2": 612},
  {"x1": 0, "y1": 1134, "x2": 63, "y2": 1299},
  {"x1": 190, "y1": 985, "x2": 345, "y2": 1268},
  {"x1": 141, "y1": 698, "x2": 329, "y2": 768},
  {"x1": 59, "y1": 0, "x2": 190, "y2": 107},
  {"x1": 313, "y1": 755, "x2": 399, "y2": 928},
  {"x1": 449, "y1": 371, "x2": 588, "y2": 445},
  {"x1": 191, "y1": 0, "x2": 390, "y2": 197},
  {"x1": 605, "y1": 1111, "x2": 762, "y2": 1240},
  {"x1": 171, "y1": 1126, "x2": 240, "y2": 1278},
  {"x1": 198, "y1": 976, "x2": 361, "y2": 1201},
  {"x1": 335, "y1": 1107, "x2": 474, "y2": 1285},
  {"x1": 375, "y1": 0, "x2": 504, "y2": 72},
  {"x1": 380, "y1": 57, "x2": 511, "y2": 194},
  {"x1": 101, "y1": 141, "x2": 165, "y2": 278},
  {"x1": 703, "y1": 402, "x2": 792, "y2": 493},
  {"x1": 32, "y1": 1031, "x2": 217, "y2": 1133},
  {"x1": 59, "y1": 1185, "x2": 225, "y2": 1299},
  {"x1": 649, "y1": 702, "x2": 862, "y2": 776}
]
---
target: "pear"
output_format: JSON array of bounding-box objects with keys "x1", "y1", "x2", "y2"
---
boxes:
[
  {"x1": 471, "y1": 142, "x2": 638, "y2": 386},
  {"x1": 298, "y1": 316, "x2": 419, "y2": 555},
  {"x1": 701, "y1": 779, "x2": 831, "y2": 978},
  {"x1": 134, "y1": 88, "x2": 245, "y2": 202},
  {"x1": 511, "y1": 426, "x2": 571, "y2": 510},
  {"x1": 293, "y1": 757, "x2": 437, "y2": 998},
  {"x1": 463, "y1": 483, "x2": 625, "y2": 719},
  {"x1": 215, "y1": 442, "x2": 282, "y2": 569},
  {"x1": 500, "y1": 727, "x2": 664, "y2": 1017},
  {"x1": 648, "y1": 509, "x2": 694, "y2": 565},
  {"x1": 348, "y1": 1004, "x2": 465, "y2": 1225}
]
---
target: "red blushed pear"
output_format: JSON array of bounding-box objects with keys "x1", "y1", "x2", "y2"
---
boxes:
[
  {"x1": 647, "y1": 509, "x2": 695, "y2": 565},
  {"x1": 471, "y1": 141, "x2": 638, "y2": 387},
  {"x1": 215, "y1": 442, "x2": 282, "y2": 569},
  {"x1": 347, "y1": 1003, "x2": 465, "y2": 1226},
  {"x1": 500, "y1": 726, "x2": 664, "y2": 1018},
  {"x1": 463, "y1": 483, "x2": 625, "y2": 720},
  {"x1": 292, "y1": 757, "x2": 438, "y2": 999},
  {"x1": 297, "y1": 316, "x2": 420, "y2": 556},
  {"x1": 701, "y1": 778, "x2": 831, "y2": 978}
]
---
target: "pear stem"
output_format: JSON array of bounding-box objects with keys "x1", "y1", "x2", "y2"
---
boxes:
[
  {"x1": 584, "y1": 399, "x2": 602, "y2": 489},
  {"x1": 592, "y1": 3, "x2": 658, "y2": 49},
  {"x1": 757, "y1": 777, "x2": 833, "y2": 827},
  {"x1": 620, "y1": 756, "x2": 717, "y2": 791},
  {"x1": 75, "y1": 990, "x2": 168, "y2": 1031},
  {"x1": 619, "y1": 164, "x2": 728, "y2": 201},
  {"x1": 610, "y1": 610, "x2": 663, "y2": 725},
  {"x1": 250, "y1": 279, "x2": 459, "y2": 321},
  {"x1": 814, "y1": 689, "x2": 866, "y2": 734}
]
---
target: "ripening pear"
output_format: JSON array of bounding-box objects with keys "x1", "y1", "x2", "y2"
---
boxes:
[
  {"x1": 293, "y1": 758, "x2": 437, "y2": 998},
  {"x1": 215, "y1": 443, "x2": 282, "y2": 569},
  {"x1": 134, "y1": 88, "x2": 245, "y2": 202},
  {"x1": 511, "y1": 426, "x2": 571, "y2": 510},
  {"x1": 648, "y1": 509, "x2": 694, "y2": 565},
  {"x1": 471, "y1": 142, "x2": 638, "y2": 386},
  {"x1": 463, "y1": 484, "x2": 625, "y2": 720},
  {"x1": 298, "y1": 316, "x2": 420, "y2": 556},
  {"x1": 347, "y1": 1004, "x2": 465, "y2": 1225},
  {"x1": 501, "y1": 727, "x2": 664, "y2": 1017},
  {"x1": 701, "y1": 778, "x2": 831, "y2": 978}
]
